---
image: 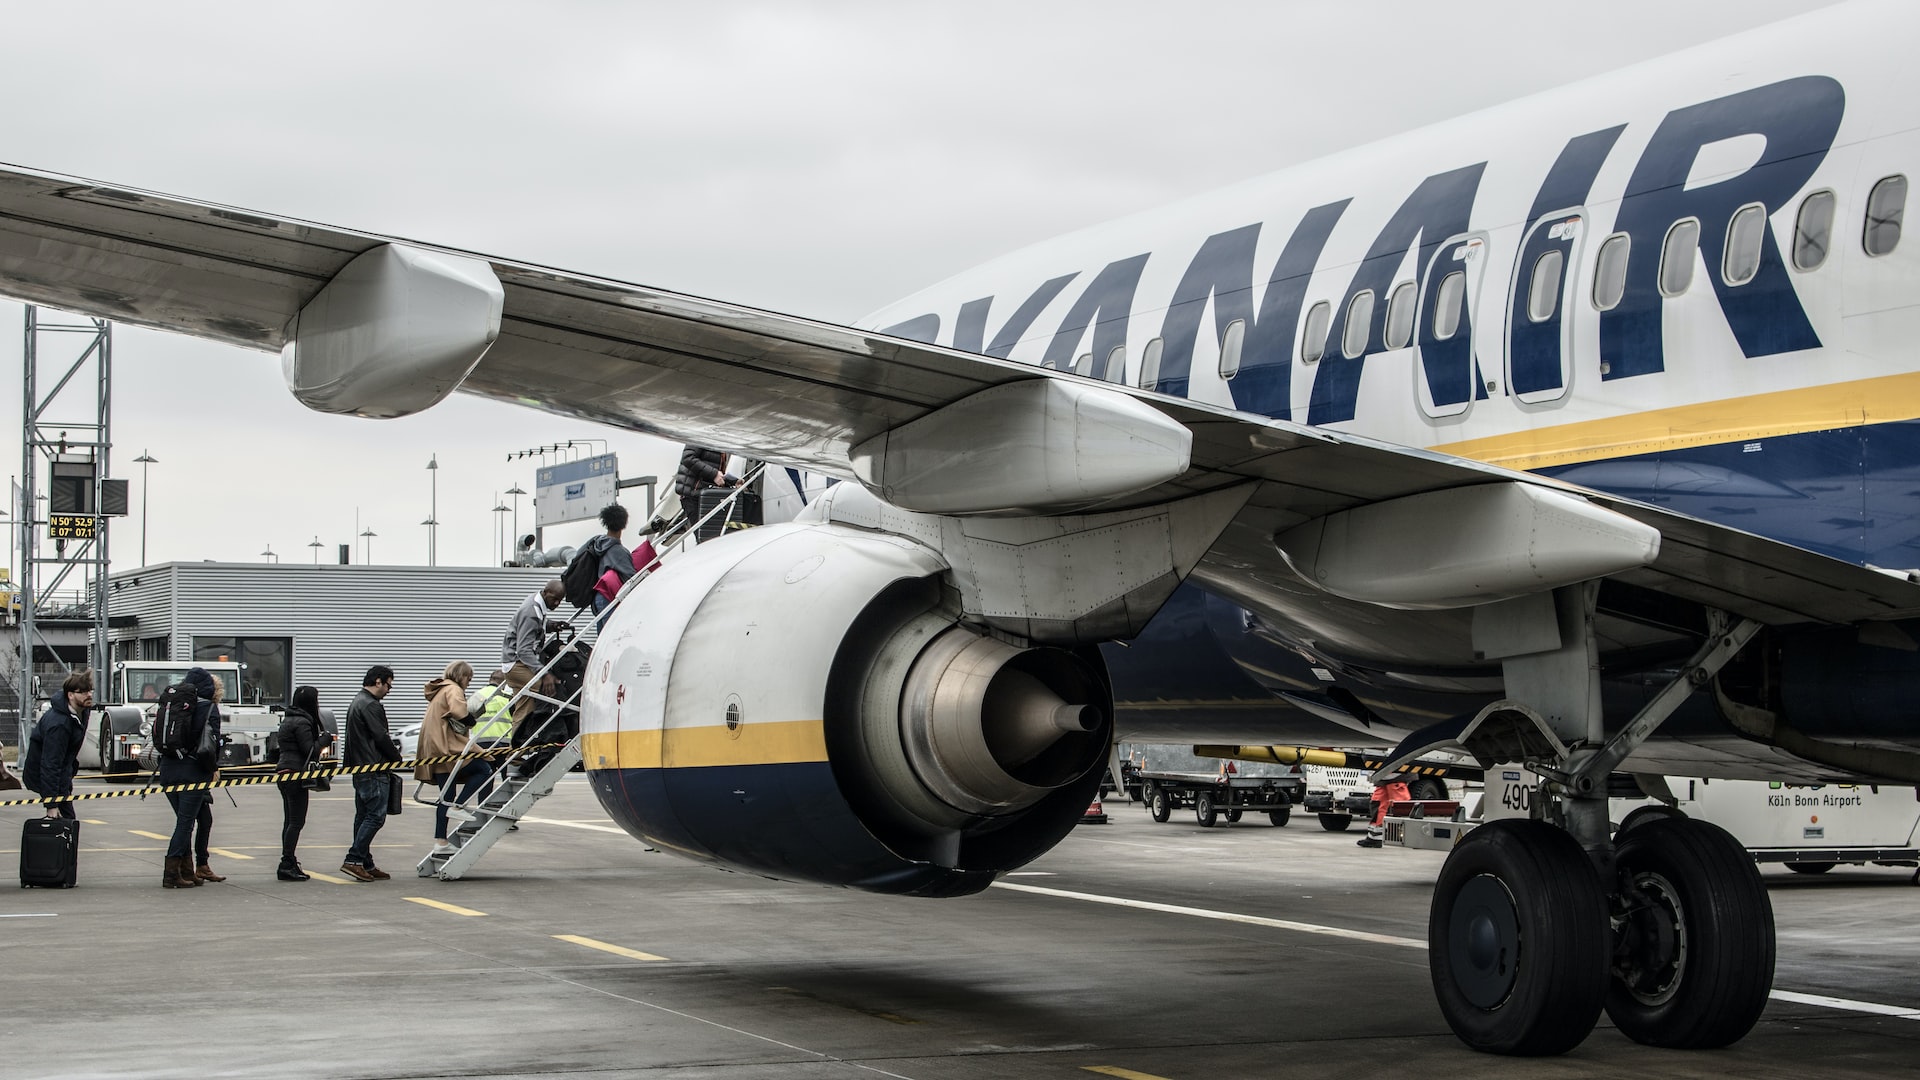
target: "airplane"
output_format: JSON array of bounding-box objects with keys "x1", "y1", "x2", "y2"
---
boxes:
[{"x1": 0, "y1": 0, "x2": 1916, "y2": 1058}]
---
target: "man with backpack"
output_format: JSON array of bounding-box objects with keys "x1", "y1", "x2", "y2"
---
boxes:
[
  {"x1": 563, "y1": 504, "x2": 633, "y2": 621},
  {"x1": 153, "y1": 667, "x2": 220, "y2": 889},
  {"x1": 25, "y1": 669, "x2": 93, "y2": 820},
  {"x1": 340, "y1": 665, "x2": 399, "y2": 882}
]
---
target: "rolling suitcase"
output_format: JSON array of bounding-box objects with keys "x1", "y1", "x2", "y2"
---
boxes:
[{"x1": 20, "y1": 817, "x2": 79, "y2": 888}]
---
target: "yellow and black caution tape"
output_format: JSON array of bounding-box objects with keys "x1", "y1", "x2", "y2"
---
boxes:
[{"x1": 0, "y1": 743, "x2": 565, "y2": 808}]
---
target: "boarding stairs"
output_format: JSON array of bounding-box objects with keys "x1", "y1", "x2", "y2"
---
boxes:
[{"x1": 416, "y1": 467, "x2": 765, "y2": 880}]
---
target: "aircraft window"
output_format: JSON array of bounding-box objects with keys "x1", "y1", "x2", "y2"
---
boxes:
[
  {"x1": 1301, "y1": 301, "x2": 1331, "y2": 363},
  {"x1": 1864, "y1": 174, "x2": 1907, "y2": 257},
  {"x1": 1527, "y1": 249, "x2": 1565, "y2": 322},
  {"x1": 1138, "y1": 337, "x2": 1163, "y2": 389},
  {"x1": 1104, "y1": 345, "x2": 1126, "y2": 383},
  {"x1": 1592, "y1": 233, "x2": 1629, "y2": 310},
  {"x1": 1074, "y1": 352, "x2": 1096, "y2": 377},
  {"x1": 1341, "y1": 291, "x2": 1375, "y2": 359},
  {"x1": 1384, "y1": 280, "x2": 1417, "y2": 349},
  {"x1": 1659, "y1": 218, "x2": 1700, "y2": 297},
  {"x1": 1219, "y1": 318, "x2": 1246, "y2": 379},
  {"x1": 1723, "y1": 203, "x2": 1767, "y2": 286},
  {"x1": 1432, "y1": 271, "x2": 1466, "y2": 341},
  {"x1": 1793, "y1": 190, "x2": 1836, "y2": 271}
]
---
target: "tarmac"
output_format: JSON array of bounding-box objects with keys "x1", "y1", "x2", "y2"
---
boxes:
[{"x1": 3, "y1": 775, "x2": 1917, "y2": 1079}]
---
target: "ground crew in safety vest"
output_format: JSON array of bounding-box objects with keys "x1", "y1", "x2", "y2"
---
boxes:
[
  {"x1": 1357, "y1": 777, "x2": 1412, "y2": 849},
  {"x1": 466, "y1": 670, "x2": 516, "y2": 746}
]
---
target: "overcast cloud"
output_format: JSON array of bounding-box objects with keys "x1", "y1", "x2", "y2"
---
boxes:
[{"x1": 0, "y1": 1, "x2": 1838, "y2": 571}]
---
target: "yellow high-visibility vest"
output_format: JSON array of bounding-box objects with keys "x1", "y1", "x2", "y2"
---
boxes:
[{"x1": 468, "y1": 685, "x2": 514, "y2": 741}]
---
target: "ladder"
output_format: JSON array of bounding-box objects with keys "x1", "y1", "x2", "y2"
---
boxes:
[{"x1": 415, "y1": 467, "x2": 765, "y2": 880}]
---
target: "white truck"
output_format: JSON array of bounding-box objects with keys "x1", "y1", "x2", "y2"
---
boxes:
[{"x1": 78, "y1": 661, "x2": 289, "y2": 774}]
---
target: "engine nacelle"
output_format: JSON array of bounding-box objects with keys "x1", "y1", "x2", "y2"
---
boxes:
[{"x1": 581, "y1": 520, "x2": 1112, "y2": 896}]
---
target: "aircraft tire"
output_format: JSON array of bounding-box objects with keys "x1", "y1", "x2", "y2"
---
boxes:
[
  {"x1": 1195, "y1": 792, "x2": 1217, "y2": 827},
  {"x1": 1784, "y1": 861, "x2": 1833, "y2": 875},
  {"x1": 1149, "y1": 790, "x2": 1171, "y2": 823},
  {"x1": 1319, "y1": 813, "x2": 1353, "y2": 832},
  {"x1": 1616, "y1": 804, "x2": 1685, "y2": 836},
  {"x1": 1268, "y1": 806, "x2": 1290, "y2": 827},
  {"x1": 1429, "y1": 818, "x2": 1608, "y2": 1056},
  {"x1": 1606, "y1": 818, "x2": 1775, "y2": 1049}
]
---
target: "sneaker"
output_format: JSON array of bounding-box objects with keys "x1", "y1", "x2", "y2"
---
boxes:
[
  {"x1": 364, "y1": 865, "x2": 392, "y2": 880},
  {"x1": 339, "y1": 863, "x2": 376, "y2": 882},
  {"x1": 431, "y1": 840, "x2": 456, "y2": 855},
  {"x1": 445, "y1": 807, "x2": 476, "y2": 823},
  {"x1": 1355, "y1": 837, "x2": 1383, "y2": 849}
]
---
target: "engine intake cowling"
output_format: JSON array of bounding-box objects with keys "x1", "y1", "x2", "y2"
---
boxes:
[{"x1": 581, "y1": 520, "x2": 1112, "y2": 897}]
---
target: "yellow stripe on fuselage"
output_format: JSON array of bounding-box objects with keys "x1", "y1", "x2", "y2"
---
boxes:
[
  {"x1": 581, "y1": 720, "x2": 827, "y2": 771},
  {"x1": 1432, "y1": 370, "x2": 1917, "y2": 471}
]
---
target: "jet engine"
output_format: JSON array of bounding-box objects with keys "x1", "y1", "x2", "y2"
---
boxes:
[{"x1": 580, "y1": 519, "x2": 1112, "y2": 896}]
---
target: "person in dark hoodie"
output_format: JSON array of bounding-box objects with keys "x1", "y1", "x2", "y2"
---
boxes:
[
  {"x1": 158, "y1": 666, "x2": 220, "y2": 889},
  {"x1": 26, "y1": 669, "x2": 93, "y2": 820},
  {"x1": 580, "y1": 503, "x2": 633, "y2": 620},
  {"x1": 274, "y1": 684, "x2": 332, "y2": 881},
  {"x1": 340, "y1": 665, "x2": 399, "y2": 882}
]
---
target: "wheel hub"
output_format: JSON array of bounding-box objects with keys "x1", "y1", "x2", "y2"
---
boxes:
[
  {"x1": 1449, "y1": 873, "x2": 1521, "y2": 1009},
  {"x1": 1612, "y1": 870, "x2": 1687, "y2": 1006}
]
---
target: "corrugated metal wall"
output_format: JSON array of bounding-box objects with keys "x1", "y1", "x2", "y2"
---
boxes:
[{"x1": 107, "y1": 563, "x2": 565, "y2": 723}]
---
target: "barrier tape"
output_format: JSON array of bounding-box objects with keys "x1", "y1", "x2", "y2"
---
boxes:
[{"x1": 0, "y1": 743, "x2": 566, "y2": 807}]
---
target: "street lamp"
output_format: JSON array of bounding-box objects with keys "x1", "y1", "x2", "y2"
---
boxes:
[
  {"x1": 133, "y1": 450, "x2": 157, "y2": 566},
  {"x1": 506, "y1": 483, "x2": 526, "y2": 556},
  {"x1": 492, "y1": 496, "x2": 510, "y2": 566},
  {"x1": 359, "y1": 527, "x2": 377, "y2": 565},
  {"x1": 260, "y1": 545, "x2": 278, "y2": 564},
  {"x1": 425, "y1": 454, "x2": 438, "y2": 567},
  {"x1": 307, "y1": 535, "x2": 322, "y2": 565}
]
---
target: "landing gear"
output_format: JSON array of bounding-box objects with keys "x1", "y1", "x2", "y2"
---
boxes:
[
  {"x1": 1607, "y1": 818, "x2": 1775, "y2": 1048},
  {"x1": 1429, "y1": 819, "x2": 1610, "y2": 1056}
]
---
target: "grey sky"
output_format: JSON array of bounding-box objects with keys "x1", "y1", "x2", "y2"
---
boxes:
[{"x1": 0, "y1": 1, "x2": 1838, "y2": 570}]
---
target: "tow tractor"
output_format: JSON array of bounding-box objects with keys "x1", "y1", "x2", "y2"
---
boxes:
[{"x1": 78, "y1": 661, "x2": 289, "y2": 774}]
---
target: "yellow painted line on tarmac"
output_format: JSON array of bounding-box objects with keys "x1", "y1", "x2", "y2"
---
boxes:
[
  {"x1": 1084, "y1": 1067, "x2": 1174, "y2": 1080},
  {"x1": 128, "y1": 829, "x2": 170, "y2": 841},
  {"x1": 553, "y1": 934, "x2": 667, "y2": 962},
  {"x1": 81, "y1": 818, "x2": 106, "y2": 825},
  {"x1": 404, "y1": 896, "x2": 487, "y2": 917},
  {"x1": 206, "y1": 848, "x2": 254, "y2": 860},
  {"x1": 304, "y1": 871, "x2": 353, "y2": 885}
]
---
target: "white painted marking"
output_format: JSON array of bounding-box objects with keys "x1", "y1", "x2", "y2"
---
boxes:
[
  {"x1": 1769, "y1": 989, "x2": 1920, "y2": 1020},
  {"x1": 991, "y1": 882, "x2": 1427, "y2": 949},
  {"x1": 520, "y1": 815, "x2": 627, "y2": 834},
  {"x1": 0, "y1": 913, "x2": 57, "y2": 919},
  {"x1": 1004, "y1": 871, "x2": 1056, "y2": 877},
  {"x1": 997, "y1": 882, "x2": 1920, "y2": 1022}
]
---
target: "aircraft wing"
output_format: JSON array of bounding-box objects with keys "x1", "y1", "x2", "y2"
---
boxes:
[{"x1": 2, "y1": 162, "x2": 1917, "y2": 630}]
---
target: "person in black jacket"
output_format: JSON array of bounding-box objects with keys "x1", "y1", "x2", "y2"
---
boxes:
[
  {"x1": 274, "y1": 685, "x2": 332, "y2": 881},
  {"x1": 158, "y1": 667, "x2": 220, "y2": 890},
  {"x1": 673, "y1": 445, "x2": 741, "y2": 499},
  {"x1": 26, "y1": 670, "x2": 93, "y2": 820},
  {"x1": 340, "y1": 665, "x2": 398, "y2": 882}
]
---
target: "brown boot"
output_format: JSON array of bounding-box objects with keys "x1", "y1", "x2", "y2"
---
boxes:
[
  {"x1": 194, "y1": 862, "x2": 226, "y2": 883},
  {"x1": 163, "y1": 857, "x2": 190, "y2": 889}
]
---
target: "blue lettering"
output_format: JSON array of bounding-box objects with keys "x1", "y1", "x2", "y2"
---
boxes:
[{"x1": 1042, "y1": 254, "x2": 1151, "y2": 372}]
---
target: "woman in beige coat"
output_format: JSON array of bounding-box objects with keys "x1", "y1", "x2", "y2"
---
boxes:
[{"x1": 419, "y1": 661, "x2": 492, "y2": 853}]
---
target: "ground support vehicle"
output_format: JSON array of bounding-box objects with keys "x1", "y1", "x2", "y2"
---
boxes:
[
  {"x1": 79, "y1": 661, "x2": 283, "y2": 774},
  {"x1": 1137, "y1": 769, "x2": 1302, "y2": 827}
]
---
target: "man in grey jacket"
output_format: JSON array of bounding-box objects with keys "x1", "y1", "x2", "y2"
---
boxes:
[{"x1": 501, "y1": 578, "x2": 564, "y2": 726}]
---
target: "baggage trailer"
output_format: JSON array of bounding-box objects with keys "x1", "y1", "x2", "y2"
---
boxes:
[{"x1": 1128, "y1": 745, "x2": 1304, "y2": 827}]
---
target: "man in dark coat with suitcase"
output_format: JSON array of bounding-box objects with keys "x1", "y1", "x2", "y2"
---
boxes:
[{"x1": 27, "y1": 670, "x2": 93, "y2": 820}]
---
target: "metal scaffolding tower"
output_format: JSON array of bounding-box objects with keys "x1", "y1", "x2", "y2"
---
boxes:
[{"x1": 11, "y1": 306, "x2": 117, "y2": 744}]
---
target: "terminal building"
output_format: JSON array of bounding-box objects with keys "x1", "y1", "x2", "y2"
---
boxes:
[{"x1": 99, "y1": 561, "x2": 561, "y2": 722}]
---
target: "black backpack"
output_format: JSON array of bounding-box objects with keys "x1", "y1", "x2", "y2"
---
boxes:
[
  {"x1": 151, "y1": 684, "x2": 201, "y2": 761},
  {"x1": 561, "y1": 541, "x2": 601, "y2": 609}
]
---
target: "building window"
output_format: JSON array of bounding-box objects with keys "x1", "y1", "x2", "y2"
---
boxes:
[
  {"x1": 1792, "y1": 190, "x2": 1835, "y2": 271},
  {"x1": 1527, "y1": 249, "x2": 1565, "y2": 322},
  {"x1": 1659, "y1": 218, "x2": 1701, "y2": 297},
  {"x1": 1384, "y1": 280, "x2": 1417, "y2": 349},
  {"x1": 1722, "y1": 204, "x2": 1767, "y2": 286},
  {"x1": 1137, "y1": 337, "x2": 1163, "y2": 389},
  {"x1": 1218, "y1": 319, "x2": 1247, "y2": 379},
  {"x1": 1432, "y1": 271, "x2": 1466, "y2": 341},
  {"x1": 1341, "y1": 292, "x2": 1374, "y2": 359},
  {"x1": 1301, "y1": 301, "x2": 1331, "y2": 363},
  {"x1": 1593, "y1": 233, "x2": 1630, "y2": 310},
  {"x1": 191, "y1": 635, "x2": 292, "y2": 706},
  {"x1": 1864, "y1": 174, "x2": 1907, "y2": 257}
]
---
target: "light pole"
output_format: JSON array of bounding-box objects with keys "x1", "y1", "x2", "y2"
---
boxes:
[
  {"x1": 506, "y1": 483, "x2": 526, "y2": 553},
  {"x1": 260, "y1": 545, "x2": 278, "y2": 564},
  {"x1": 425, "y1": 454, "x2": 438, "y2": 567},
  {"x1": 492, "y1": 495, "x2": 510, "y2": 566},
  {"x1": 360, "y1": 527, "x2": 376, "y2": 565},
  {"x1": 308, "y1": 535, "x2": 322, "y2": 565},
  {"x1": 133, "y1": 450, "x2": 157, "y2": 566}
]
